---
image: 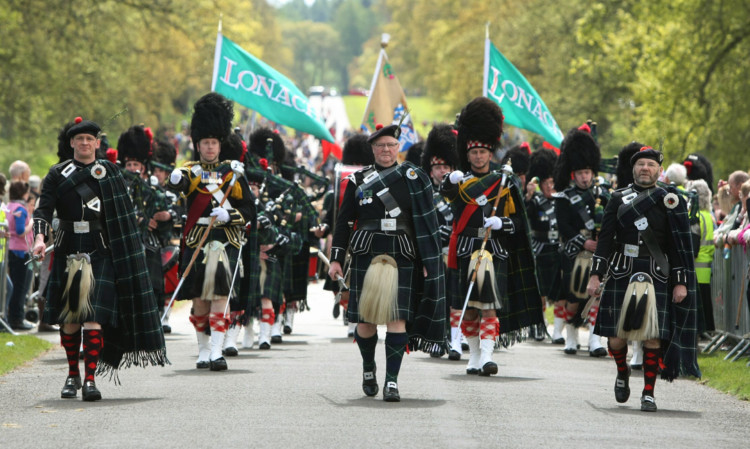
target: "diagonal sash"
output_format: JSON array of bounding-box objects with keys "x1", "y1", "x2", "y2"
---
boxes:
[{"x1": 446, "y1": 177, "x2": 501, "y2": 269}]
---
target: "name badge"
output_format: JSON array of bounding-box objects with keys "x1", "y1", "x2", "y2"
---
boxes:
[
  {"x1": 476, "y1": 194, "x2": 488, "y2": 206},
  {"x1": 73, "y1": 221, "x2": 90, "y2": 234},
  {"x1": 381, "y1": 218, "x2": 397, "y2": 231},
  {"x1": 623, "y1": 244, "x2": 639, "y2": 257}
]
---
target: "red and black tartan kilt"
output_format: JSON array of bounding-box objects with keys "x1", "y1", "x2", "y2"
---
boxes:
[
  {"x1": 535, "y1": 244, "x2": 562, "y2": 301},
  {"x1": 594, "y1": 255, "x2": 672, "y2": 340},
  {"x1": 347, "y1": 233, "x2": 419, "y2": 324}
]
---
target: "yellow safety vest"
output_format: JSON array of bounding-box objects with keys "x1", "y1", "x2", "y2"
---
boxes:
[{"x1": 694, "y1": 209, "x2": 715, "y2": 284}]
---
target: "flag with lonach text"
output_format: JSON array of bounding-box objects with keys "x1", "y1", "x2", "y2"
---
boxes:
[
  {"x1": 361, "y1": 39, "x2": 417, "y2": 153},
  {"x1": 212, "y1": 33, "x2": 334, "y2": 142},
  {"x1": 483, "y1": 39, "x2": 563, "y2": 147}
]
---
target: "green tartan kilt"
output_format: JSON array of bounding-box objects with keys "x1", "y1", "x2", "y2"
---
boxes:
[
  {"x1": 451, "y1": 237, "x2": 508, "y2": 310},
  {"x1": 178, "y1": 242, "x2": 239, "y2": 301},
  {"x1": 347, "y1": 233, "x2": 419, "y2": 324},
  {"x1": 145, "y1": 246, "x2": 164, "y2": 295},
  {"x1": 43, "y1": 248, "x2": 118, "y2": 326},
  {"x1": 259, "y1": 257, "x2": 284, "y2": 307},
  {"x1": 594, "y1": 255, "x2": 671, "y2": 340},
  {"x1": 283, "y1": 243, "x2": 310, "y2": 302},
  {"x1": 535, "y1": 244, "x2": 562, "y2": 300}
]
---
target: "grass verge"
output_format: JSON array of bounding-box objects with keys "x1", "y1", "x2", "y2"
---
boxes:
[
  {"x1": 695, "y1": 351, "x2": 750, "y2": 401},
  {"x1": 0, "y1": 333, "x2": 54, "y2": 376}
]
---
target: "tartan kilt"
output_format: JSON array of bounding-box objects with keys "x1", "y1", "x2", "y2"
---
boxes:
[
  {"x1": 535, "y1": 244, "x2": 562, "y2": 300},
  {"x1": 43, "y1": 248, "x2": 118, "y2": 327},
  {"x1": 282, "y1": 243, "x2": 310, "y2": 302},
  {"x1": 178, "y1": 241, "x2": 239, "y2": 301},
  {"x1": 594, "y1": 255, "x2": 671, "y2": 340},
  {"x1": 145, "y1": 246, "x2": 164, "y2": 295},
  {"x1": 347, "y1": 232, "x2": 419, "y2": 324},
  {"x1": 259, "y1": 257, "x2": 284, "y2": 307},
  {"x1": 451, "y1": 237, "x2": 507, "y2": 310}
]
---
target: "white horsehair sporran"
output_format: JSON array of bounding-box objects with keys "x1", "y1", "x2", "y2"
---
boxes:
[
  {"x1": 359, "y1": 254, "x2": 398, "y2": 324},
  {"x1": 60, "y1": 252, "x2": 95, "y2": 323}
]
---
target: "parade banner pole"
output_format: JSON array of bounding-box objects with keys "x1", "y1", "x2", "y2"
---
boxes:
[
  {"x1": 161, "y1": 166, "x2": 240, "y2": 323},
  {"x1": 457, "y1": 161, "x2": 513, "y2": 330}
]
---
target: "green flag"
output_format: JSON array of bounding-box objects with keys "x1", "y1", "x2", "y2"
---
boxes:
[
  {"x1": 483, "y1": 39, "x2": 563, "y2": 147},
  {"x1": 212, "y1": 33, "x2": 334, "y2": 142}
]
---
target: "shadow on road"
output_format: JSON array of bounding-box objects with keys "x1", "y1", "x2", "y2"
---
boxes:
[
  {"x1": 585, "y1": 400, "x2": 704, "y2": 418},
  {"x1": 317, "y1": 394, "x2": 447, "y2": 409}
]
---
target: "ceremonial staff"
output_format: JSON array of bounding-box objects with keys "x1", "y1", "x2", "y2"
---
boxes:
[
  {"x1": 457, "y1": 160, "x2": 513, "y2": 330},
  {"x1": 161, "y1": 162, "x2": 243, "y2": 323}
]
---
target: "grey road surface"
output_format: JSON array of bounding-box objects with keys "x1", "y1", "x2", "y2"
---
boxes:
[{"x1": 2, "y1": 282, "x2": 749, "y2": 448}]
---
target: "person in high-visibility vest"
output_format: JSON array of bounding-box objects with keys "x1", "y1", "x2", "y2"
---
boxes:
[{"x1": 687, "y1": 179, "x2": 716, "y2": 332}]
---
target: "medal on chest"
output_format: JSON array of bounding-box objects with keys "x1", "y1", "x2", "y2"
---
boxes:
[
  {"x1": 359, "y1": 189, "x2": 374, "y2": 206},
  {"x1": 201, "y1": 170, "x2": 221, "y2": 184}
]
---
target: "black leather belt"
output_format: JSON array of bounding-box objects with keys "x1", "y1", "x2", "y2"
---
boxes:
[
  {"x1": 532, "y1": 230, "x2": 558, "y2": 243},
  {"x1": 58, "y1": 220, "x2": 103, "y2": 233},
  {"x1": 357, "y1": 219, "x2": 414, "y2": 238},
  {"x1": 461, "y1": 226, "x2": 498, "y2": 239}
]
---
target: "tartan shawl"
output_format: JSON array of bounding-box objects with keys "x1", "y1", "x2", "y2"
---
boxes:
[
  {"x1": 398, "y1": 162, "x2": 447, "y2": 353},
  {"x1": 615, "y1": 184, "x2": 701, "y2": 380},
  {"x1": 59, "y1": 160, "x2": 168, "y2": 382}
]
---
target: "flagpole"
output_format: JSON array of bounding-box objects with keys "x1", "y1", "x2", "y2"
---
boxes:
[
  {"x1": 211, "y1": 16, "x2": 224, "y2": 92},
  {"x1": 361, "y1": 34, "x2": 388, "y2": 129},
  {"x1": 483, "y1": 23, "x2": 490, "y2": 98}
]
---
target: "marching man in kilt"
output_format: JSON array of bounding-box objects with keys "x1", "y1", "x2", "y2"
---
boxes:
[
  {"x1": 553, "y1": 125, "x2": 610, "y2": 357},
  {"x1": 421, "y1": 124, "x2": 462, "y2": 359},
  {"x1": 441, "y1": 97, "x2": 544, "y2": 376},
  {"x1": 328, "y1": 123, "x2": 446, "y2": 402},
  {"x1": 32, "y1": 117, "x2": 168, "y2": 401},
  {"x1": 587, "y1": 147, "x2": 700, "y2": 412},
  {"x1": 524, "y1": 148, "x2": 564, "y2": 343},
  {"x1": 168, "y1": 93, "x2": 254, "y2": 371}
]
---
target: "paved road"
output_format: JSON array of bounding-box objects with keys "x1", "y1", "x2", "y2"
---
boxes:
[{"x1": 2, "y1": 282, "x2": 749, "y2": 448}]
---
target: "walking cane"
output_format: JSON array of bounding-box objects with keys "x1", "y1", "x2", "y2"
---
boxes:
[
  {"x1": 457, "y1": 160, "x2": 513, "y2": 330},
  {"x1": 161, "y1": 163, "x2": 243, "y2": 323}
]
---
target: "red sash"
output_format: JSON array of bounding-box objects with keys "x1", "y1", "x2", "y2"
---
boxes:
[{"x1": 447, "y1": 179, "x2": 501, "y2": 269}]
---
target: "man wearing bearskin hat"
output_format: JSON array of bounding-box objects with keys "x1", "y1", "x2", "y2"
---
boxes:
[
  {"x1": 31, "y1": 117, "x2": 168, "y2": 401},
  {"x1": 525, "y1": 148, "x2": 563, "y2": 343},
  {"x1": 441, "y1": 97, "x2": 544, "y2": 376},
  {"x1": 421, "y1": 123, "x2": 462, "y2": 359},
  {"x1": 586, "y1": 146, "x2": 700, "y2": 412},
  {"x1": 553, "y1": 125, "x2": 610, "y2": 357},
  {"x1": 168, "y1": 93, "x2": 254, "y2": 371},
  {"x1": 118, "y1": 126, "x2": 173, "y2": 329},
  {"x1": 317, "y1": 133, "x2": 375, "y2": 337},
  {"x1": 328, "y1": 122, "x2": 445, "y2": 402}
]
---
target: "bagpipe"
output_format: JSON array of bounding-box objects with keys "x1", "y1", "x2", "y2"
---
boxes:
[{"x1": 282, "y1": 164, "x2": 329, "y2": 201}]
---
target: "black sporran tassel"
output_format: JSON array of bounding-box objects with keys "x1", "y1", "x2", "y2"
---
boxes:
[
  {"x1": 631, "y1": 289, "x2": 649, "y2": 330},
  {"x1": 622, "y1": 289, "x2": 638, "y2": 332}
]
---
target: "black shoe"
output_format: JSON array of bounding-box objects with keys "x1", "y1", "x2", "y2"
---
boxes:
[
  {"x1": 210, "y1": 357, "x2": 228, "y2": 371},
  {"x1": 564, "y1": 348, "x2": 577, "y2": 355},
  {"x1": 81, "y1": 380, "x2": 102, "y2": 402},
  {"x1": 614, "y1": 367, "x2": 631, "y2": 403},
  {"x1": 448, "y1": 350, "x2": 461, "y2": 361},
  {"x1": 640, "y1": 395, "x2": 657, "y2": 412},
  {"x1": 196, "y1": 360, "x2": 210, "y2": 369},
  {"x1": 430, "y1": 350, "x2": 443, "y2": 358},
  {"x1": 162, "y1": 324, "x2": 172, "y2": 334},
  {"x1": 283, "y1": 325, "x2": 292, "y2": 335},
  {"x1": 466, "y1": 368, "x2": 480, "y2": 375},
  {"x1": 590, "y1": 347, "x2": 608, "y2": 358},
  {"x1": 347, "y1": 331, "x2": 355, "y2": 338},
  {"x1": 271, "y1": 335, "x2": 282, "y2": 344},
  {"x1": 362, "y1": 368, "x2": 378, "y2": 397},
  {"x1": 461, "y1": 342, "x2": 469, "y2": 351},
  {"x1": 259, "y1": 341, "x2": 271, "y2": 350},
  {"x1": 223, "y1": 347, "x2": 238, "y2": 357},
  {"x1": 383, "y1": 381, "x2": 400, "y2": 402},
  {"x1": 10, "y1": 320, "x2": 34, "y2": 331},
  {"x1": 479, "y1": 361, "x2": 498, "y2": 376},
  {"x1": 630, "y1": 364, "x2": 642, "y2": 371},
  {"x1": 552, "y1": 337, "x2": 565, "y2": 345},
  {"x1": 61, "y1": 375, "x2": 81, "y2": 398}
]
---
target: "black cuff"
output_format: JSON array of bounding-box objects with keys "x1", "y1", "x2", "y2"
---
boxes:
[
  {"x1": 564, "y1": 233, "x2": 586, "y2": 258},
  {"x1": 591, "y1": 255, "x2": 607, "y2": 277},
  {"x1": 671, "y1": 267, "x2": 687, "y2": 286},
  {"x1": 33, "y1": 219, "x2": 50, "y2": 241},
  {"x1": 228, "y1": 210, "x2": 244, "y2": 226},
  {"x1": 500, "y1": 217, "x2": 515, "y2": 234},
  {"x1": 331, "y1": 246, "x2": 346, "y2": 265}
]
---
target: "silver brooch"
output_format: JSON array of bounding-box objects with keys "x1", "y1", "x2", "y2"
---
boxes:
[
  {"x1": 663, "y1": 192, "x2": 679, "y2": 209},
  {"x1": 90, "y1": 162, "x2": 107, "y2": 180},
  {"x1": 406, "y1": 169, "x2": 418, "y2": 180}
]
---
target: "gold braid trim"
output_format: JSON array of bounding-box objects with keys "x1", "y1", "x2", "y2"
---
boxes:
[{"x1": 458, "y1": 180, "x2": 516, "y2": 216}]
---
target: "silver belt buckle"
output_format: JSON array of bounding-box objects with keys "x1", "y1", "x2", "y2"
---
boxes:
[
  {"x1": 623, "y1": 244, "x2": 639, "y2": 258},
  {"x1": 73, "y1": 221, "x2": 90, "y2": 234},
  {"x1": 381, "y1": 218, "x2": 397, "y2": 231},
  {"x1": 475, "y1": 194, "x2": 488, "y2": 206},
  {"x1": 548, "y1": 230, "x2": 559, "y2": 240}
]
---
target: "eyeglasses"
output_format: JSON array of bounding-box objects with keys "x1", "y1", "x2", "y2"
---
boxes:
[{"x1": 373, "y1": 142, "x2": 399, "y2": 149}]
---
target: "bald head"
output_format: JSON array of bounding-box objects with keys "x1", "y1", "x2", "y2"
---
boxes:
[
  {"x1": 9, "y1": 160, "x2": 30, "y2": 182},
  {"x1": 728, "y1": 170, "x2": 750, "y2": 202}
]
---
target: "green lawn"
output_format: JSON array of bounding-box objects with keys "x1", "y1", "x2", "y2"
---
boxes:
[
  {"x1": 695, "y1": 351, "x2": 750, "y2": 401},
  {"x1": 0, "y1": 333, "x2": 53, "y2": 376}
]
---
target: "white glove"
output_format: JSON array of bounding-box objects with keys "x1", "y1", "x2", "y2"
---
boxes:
[
  {"x1": 210, "y1": 207, "x2": 230, "y2": 224},
  {"x1": 448, "y1": 170, "x2": 464, "y2": 184},
  {"x1": 170, "y1": 169, "x2": 182, "y2": 184},
  {"x1": 483, "y1": 216, "x2": 503, "y2": 230}
]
